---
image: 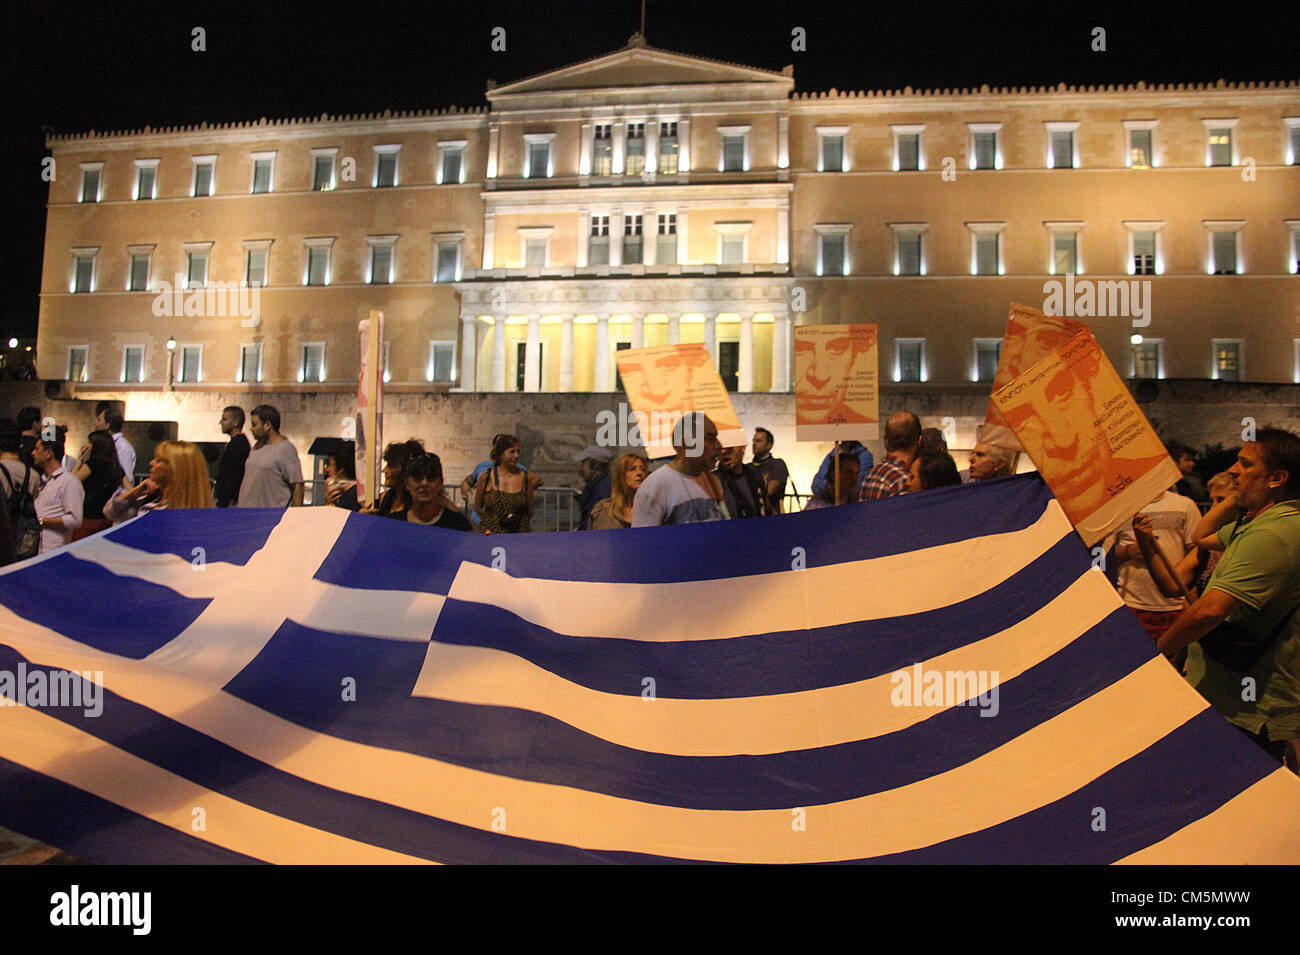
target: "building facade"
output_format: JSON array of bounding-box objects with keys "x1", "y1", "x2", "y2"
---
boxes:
[{"x1": 38, "y1": 37, "x2": 1300, "y2": 405}]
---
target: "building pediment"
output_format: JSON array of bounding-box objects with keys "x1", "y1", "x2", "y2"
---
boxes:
[{"x1": 488, "y1": 36, "x2": 793, "y2": 106}]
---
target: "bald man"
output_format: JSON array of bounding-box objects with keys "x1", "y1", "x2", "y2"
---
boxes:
[{"x1": 860, "y1": 411, "x2": 922, "y2": 501}]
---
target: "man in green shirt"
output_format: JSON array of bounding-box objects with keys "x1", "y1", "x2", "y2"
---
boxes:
[{"x1": 1158, "y1": 428, "x2": 1300, "y2": 772}]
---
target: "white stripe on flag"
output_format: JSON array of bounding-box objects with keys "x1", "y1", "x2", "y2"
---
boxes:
[
  {"x1": 412, "y1": 570, "x2": 1124, "y2": 755},
  {"x1": 447, "y1": 501, "x2": 1073, "y2": 641}
]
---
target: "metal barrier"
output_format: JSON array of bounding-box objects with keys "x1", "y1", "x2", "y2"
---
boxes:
[{"x1": 449, "y1": 484, "x2": 580, "y2": 533}]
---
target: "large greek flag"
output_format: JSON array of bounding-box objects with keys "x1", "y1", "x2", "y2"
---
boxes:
[{"x1": 1, "y1": 475, "x2": 1297, "y2": 863}]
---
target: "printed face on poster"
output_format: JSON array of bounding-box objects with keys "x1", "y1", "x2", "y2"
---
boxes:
[
  {"x1": 616, "y1": 343, "x2": 744, "y2": 457},
  {"x1": 991, "y1": 329, "x2": 1180, "y2": 546},
  {"x1": 980, "y1": 303, "x2": 1090, "y2": 452},
  {"x1": 793, "y1": 323, "x2": 879, "y2": 442}
]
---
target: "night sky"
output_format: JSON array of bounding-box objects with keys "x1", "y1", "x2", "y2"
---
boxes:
[{"x1": 2, "y1": 0, "x2": 1294, "y2": 341}]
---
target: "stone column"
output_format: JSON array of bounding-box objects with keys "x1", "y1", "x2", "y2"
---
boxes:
[
  {"x1": 482, "y1": 212, "x2": 496, "y2": 270},
  {"x1": 594, "y1": 314, "x2": 611, "y2": 391},
  {"x1": 459, "y1": 314, "x2": 477, "y2": 391},
  {"x1": 776, "y1": 204, "x2": 790, "y2": 266},
  {"x1": 678, "y1": 117, "x2": 691, "y2": 172},
  {"x1": 577, "y1": 210, "x2": 590, "y2": 267},
  {"x1": 703, "y1": 313, "x2": 717, "y2": 364},
  {"x1": 778, "y1": 115, "x2": 790, "y2": 170},
  {"x1": 645, "y1": 119, "x2": 659, "y2": 175},
  {"x1": 486, "y1": 124, "x2": 499, "y2": 183},
  {"x1": 667, "y1": 313, "x2": 681, "y2": 345},
  {"x1": 560, "y1": 316, "x2": 575, "y2": 392},
  {"x1": 524, "y1": 315, "x2": 541, "y2": 392},
  {"x1": 610, "y1": 210, "x2": 623, "y2": 266},
  {"x1": 772, "y1": 311, "x2": 790, "y2": 392},
  {"x1": 491, "y1": 317, "x2": 507, "y2": 392},
  {"x1": 612, "y1": 120, "x2": 626, "y2": 176},
  {"x1": 632, "y1": 313, "x2": 645, "y2": 349},
  {"x1": 738, "y1": 312, "x2": 754, "y2": 392},
  {"x1": 579, "y1": 122, "x2": 593, "y2": 176}
]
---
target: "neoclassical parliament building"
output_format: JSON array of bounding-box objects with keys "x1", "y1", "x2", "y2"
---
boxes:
[{"x1": 37, "y1": 36, "x2": 1300, "y2": 406}]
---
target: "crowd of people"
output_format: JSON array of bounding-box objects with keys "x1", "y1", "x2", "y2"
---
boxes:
[{"x1": 1, "y1": 396, "x2": 1296, "y2": 774}]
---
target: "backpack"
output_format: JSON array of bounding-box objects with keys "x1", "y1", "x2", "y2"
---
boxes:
[{"x1": 0, "y1": 463, "x2": 41, "y2": 561}]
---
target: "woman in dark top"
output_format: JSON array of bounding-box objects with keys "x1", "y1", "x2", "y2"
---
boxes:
[
  {"x1": 382, "y1": 453, "x2": 473, "y2": 531},
  {"x1": 364, "y1": 439, "x2": 425, "y2": 516},
  {"x1": 475, "y1": 434, "x2": 533, "y2": 534},
  {"x1": 74, "y1": 429, "x2": 125, "y2": 538},
  {"x1": 324, "y1": 442, "x2": 361, "y2": 511}
]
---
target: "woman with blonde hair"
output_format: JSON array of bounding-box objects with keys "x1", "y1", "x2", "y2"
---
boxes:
[
  {"x1": 104, "y1": 440, "x2": 213, "y2": 522},
  {"x1": 590, "y1": 453, "x2": 648, "y2": 529}
]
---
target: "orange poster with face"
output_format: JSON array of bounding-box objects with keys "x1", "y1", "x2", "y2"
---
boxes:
[
  {"x1": 991, "y1": 329, "x2": 1180, "y2": 547},
  {"x1": 981, "y1": 303, "x2": 1090, "y2": 453},
  {"x1": 616, "y1": 344, "x2": 744, "y2": 458},
  {"x1": 794, "y1": 323, "x2": 880, "y2": 442}
]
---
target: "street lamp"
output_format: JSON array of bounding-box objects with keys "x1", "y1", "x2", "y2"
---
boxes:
[
  {"x1": 166, "y1": 336, "x2": 176, "y2": 390},
  {"x1": 6, "y1": 338, "x2": 16, "y2": 349}
]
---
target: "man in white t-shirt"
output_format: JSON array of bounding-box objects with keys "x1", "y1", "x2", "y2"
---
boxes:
[
  {"x1": 237, "y1": 404, "x2": 305, "y2": 508},
  {"x1": 632, "y1": 413, "x2": 728, "y2": 526},
  {"x1": 1113, "y1": 487, "x2": 1202, "y2": 642}
]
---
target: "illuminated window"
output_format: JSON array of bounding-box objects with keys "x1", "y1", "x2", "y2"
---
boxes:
[
  {"x1": 250, "y1": 152, "x2": 275, "y2": 194},
  {"x1": 374, "y1": 145, "x2": 400, "y2": 187},
  {"x1": 79, "y1": 163, "x2": 103, "y2": 202},
  {"x1": 134, "y1": 159, "x2": 158, "y2": 199}
]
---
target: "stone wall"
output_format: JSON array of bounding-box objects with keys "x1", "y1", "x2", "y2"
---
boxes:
[{"x1": 4, "y1": 378, "x2": 1297, "y2": 504}]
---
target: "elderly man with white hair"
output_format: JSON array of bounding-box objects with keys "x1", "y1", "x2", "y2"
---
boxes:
[{"x1": 966, "y1": 442, "x2": 1016, "y2": 482}]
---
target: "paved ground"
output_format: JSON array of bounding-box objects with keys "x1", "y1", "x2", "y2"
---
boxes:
[{"x1": 0, "y1": 825, "x2": 81, "y2": 865}]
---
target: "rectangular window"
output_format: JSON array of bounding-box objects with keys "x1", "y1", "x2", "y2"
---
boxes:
[
  {"x1": 588, "y1": 215, "x2": 610, "y2": 266},
  {"x1": 374, "y1": 148, "x2": 399, "y2": 187},
  {"x1": 251, "y1": 156, "x2": 274, "y2": 194},
  {"x1": 80, "y1": 166, "x2": 101, "y2": 203},
  {"x1": 822, "y1": 134, "x2": 845, "y2": 172},
  {"x1": 1128, "y1": 128, "x2": 1153, "y2": 168},
  {"x1": 193, "y1": 158, "x2": 214, "y2": 197},
  {"x1": 718, "y1": 341, "x2": 740, "y2": 392},
  {"x1": 67, "y1": 346, "x2": 89, "y2": 383},
  {"x1": 592, "y1": 125, "x2": 612, "y2": 176},
  {"x1": 973, "y1": 130, "x2": 997, "y2": 169},
  {"x1": 975, "y1": 340, "x2": 1001, "y2": 382},
  {"x1": 1208, "y1": 127, "x2": 1233, "y2": 166},
  {"x1": 1133, "y1": 341, "x2": 1161, "y2": 379},
  {"x1": 897, "y1": 233, "x2": 922, "y2": 276},
  {"x1": 528, "y1": 141, "x2": 550, "y2": 179},
  {"x1": 656, "y1": 214, "x2": 677, "y2": 264},
  {"x1": 122, "y1": 346, "x2": 145, "y2": 383},
  {"x1": 238, "y1": 343, "x2": 262, "y2": 383},
  {"x1": 245, "y1": 247, "x2": 268, "y2": 287},
  {"x1": 1290, "y1": 123, "x2": 1300, "y2": 165},
  {"x1": 975, "y1": 233, "x2": 1000, "y2": 275},
  {"x1": 128, "y1": 252, "x2": 150, "y2": 291},
  {"x1": 73, "y1": 254, "x2": 95, "y2": 293},
  {"x1": 1133, "y1": 231, "x2": 1156, "y2": 275},
  {"x1": 179, "y1": 345, "x2": 202, "y2": 383},
  {"x1": 722, "y1": 134, "x2": 745, "y2": 172},
  {"x1": 134, "y1": 163, "x2": 157, "y2": 200},
  {"x1": 435, "y1": 241, "x2": 460, "y2": 282},
  {"x1": 513, "y1": 341, "x2": 543, "y2": 392},
  {"x1": 1212, "y1": 231, "x2": 1237, "y2": 274},
  {"x1": 625, "y1": 122, "x2": 645, "y2": 175},
  {"x1": 1050, "y1": 129, "x2": 1075, "y2": 168},
  {"x1": 720, "y1": 235, "x2": 744, "y2": 265},
  {"x1": 306, "y1": 244, "x2": 331, "y2": 286},
  {"x1": 1214, "y1": 341, "x2": 1241, "y2": 381},
  {"x1": 186, "y1": 251, "x2": 208, "y2": 289},
  {"x1": 1053, "y1": 233, "x2": 1078, "y2": 274},
  {"x1": 301, "y1": 343, "x2": 326, "y2": 383},
  {"x1": 896, "y1": 133, "x2": 919, "y2": 171},
  {"x1": 524, "y1": 238, "x2": 547, "y2": 269},
  {"x1": 439, "y1": 145, "x2": 464, "y2": 185},
  {"x1": 820, "y1": 234, "x2": 846, "y2": 276},
  {"x1": 369, "y1": 244, "x2": 393, "y2": 284},
  {"x1": 897, "y1": 340, "x2": 924, "y2": 383},
  {"x1": 658, "y1": 122, "x2": 679, "y2": 174},
  {"x1": 312, "y1": 154, "x2": 335, "y2": 191},
  {"x1": 427, "y1": 341, "x2": 456, "y2": 383},
  {"x1": 623, "y1": 214, "x2": 643, "y2": 264}
]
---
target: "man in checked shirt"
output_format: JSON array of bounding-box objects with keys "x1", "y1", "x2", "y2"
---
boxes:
[{"x1": 860, "y1": 411, "x2": 922, "y2": 502}]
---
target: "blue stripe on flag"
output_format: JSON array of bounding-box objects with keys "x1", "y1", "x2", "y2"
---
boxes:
[
  {"x1": 853, "y1": 709, "x2": 1278, "y2": 864},
  {"x1": 313, "y1": 474, "x2": 1056, "y2": 590},
  {"x1": 0, "y1": 554, "x2": 210, "y2": 658},
  {"x1": 219, "y1": 609, "x2": 1155, "y2": 810},
  {"x1": 427, "y1": 533, "x2": 1088, "y2": 698},
  {"x1": 0, "y1": 757, "x2": 263, "y2": 864},
  {"x1": 103, "y1": 508, "x2": 283, "y2": 566}
]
